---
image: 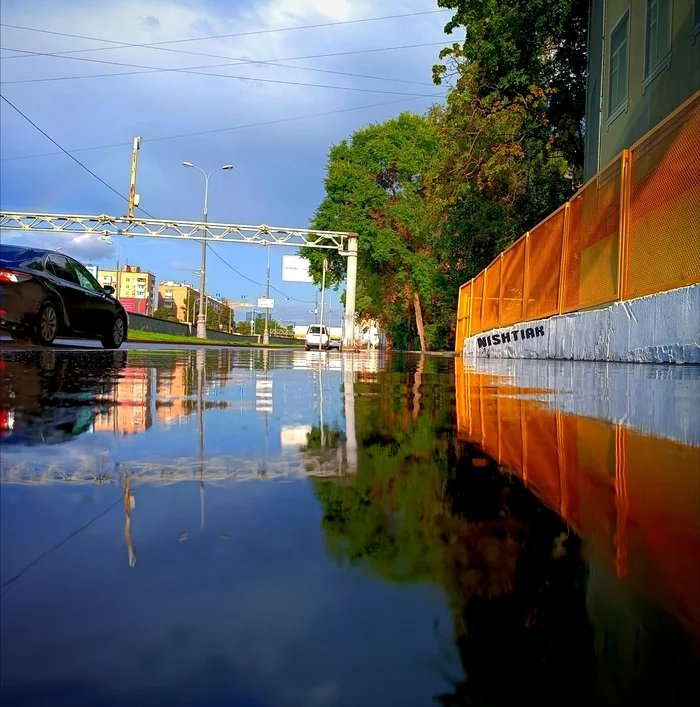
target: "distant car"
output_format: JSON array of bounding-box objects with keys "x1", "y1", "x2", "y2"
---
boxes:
[
  {"x1": 328, "y1": 337, "x2": 341, "y2": 350},
  {"x1": 305, "y1": 324, "x2": 330, "y2": 351},
  {"x1": 0, "y1": 244, "x2": 128, "y2": 348}
]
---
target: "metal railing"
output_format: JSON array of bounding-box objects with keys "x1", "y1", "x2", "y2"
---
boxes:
[{"x1": 455, "y1": 91, "x2": 700, "y2": 352}]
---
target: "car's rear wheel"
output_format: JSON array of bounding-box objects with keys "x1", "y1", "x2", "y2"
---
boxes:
[
  {"x1": 32, "y1": 301, "x2": 58, "y2": 346},
  {"x1": 101, "y1": 314, "x2": 126, "y2": 349}
]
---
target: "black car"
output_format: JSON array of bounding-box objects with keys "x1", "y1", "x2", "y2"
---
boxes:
[{"x1": 0, "y1": 244, "x2": 128, "y2": 348}]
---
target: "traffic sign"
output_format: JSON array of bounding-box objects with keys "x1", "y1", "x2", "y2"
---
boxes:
[
  {"x1": 258, "y1": 297, "x2": 274, "y2": 309},
  {"x1": 215, "y1": 292, "x2": 221, "y2": 299},
  {"x1": 241, "y1": 294, "x2": 247, "y2": 300}
]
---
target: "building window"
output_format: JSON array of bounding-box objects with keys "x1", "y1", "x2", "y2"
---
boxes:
[
  {"x1": 644, "y1": 0, "x2": 672, "y2": 84},
  {"x1": 608, "y1": 9, "x2": 629, "y2": 124}
]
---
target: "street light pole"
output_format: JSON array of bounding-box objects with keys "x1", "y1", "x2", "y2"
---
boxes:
[
  {"x1": 183, "y1": 162, "x2": 233, "y2": 339},
  {"x1": 263, "y1": 244, "x2": 271, "y2": 346}
]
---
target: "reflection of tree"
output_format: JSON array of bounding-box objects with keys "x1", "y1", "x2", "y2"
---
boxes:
[
  {"x1": 302, "y1": 424, "x2": 345, "y2": 451},
  {"x1": 311, "y1": 358, "x2": 596, "y2": 707}
]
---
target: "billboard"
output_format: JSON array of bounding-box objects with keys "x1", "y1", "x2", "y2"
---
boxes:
[
  {"x1": 119, "y1": 298, "x2": 148, "y2": 314},
  {"x1": 257, "y1": 297, "x2": 274, "y2": 309},
  {"x1": 281, "y1": 255, "x2": 313, "y2": 283}
]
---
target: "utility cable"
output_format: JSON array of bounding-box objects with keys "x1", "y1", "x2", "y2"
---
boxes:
[
  {"x1": 0, "y1": 37, "x2": 443, "y2": 87},
  {"x1": 0, "y1": 494, "x2": 123, "y2": 595},
  {"x1": 0, "y1": 45, "x2": 440, "y2": 98},
  {"x1": 1, "y1": 91, "x2": 446, "y2": 162},
  {"x1": 0, "y1": 9, "x2": 451, "y2": 58},
  {"x1": 206, "y1": 244, "x2": 315, "y2": 304},
  {"x1": 0, "y1": 93, "x2": 153, "y2": 218}
]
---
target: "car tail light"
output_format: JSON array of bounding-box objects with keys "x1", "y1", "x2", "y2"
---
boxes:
[{"x1": 0, "y1": 269, "x2": 32, "y2": 283}]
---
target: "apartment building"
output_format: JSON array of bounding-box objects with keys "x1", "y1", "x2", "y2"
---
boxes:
[
  {"x1": 585, "y1": 0, "x2": 700, "y2": 178},
  {"x1": 158, "y1": 280, "x2": 232, "y2": 329},
  {"x1": 98, "y1": 265, "x2": 156, "y2": 315}
]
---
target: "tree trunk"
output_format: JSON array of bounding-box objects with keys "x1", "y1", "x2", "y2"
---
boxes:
[{"x1": 413, "y1": 291, "x2": 427, "y2": 353}]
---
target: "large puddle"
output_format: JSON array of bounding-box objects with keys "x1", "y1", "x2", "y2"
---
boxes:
[{"x1": 1, "y1": 348, "x2": 698, "y2": 706}]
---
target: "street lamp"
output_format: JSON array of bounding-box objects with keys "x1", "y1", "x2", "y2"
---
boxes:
[
  {"x1": 183, "y1": 161, "x2": 233, "y2": 339},
  {"x1": 101, "y1": 235, "x2": 122, "y2": 297},
  {"x1": 262, "y1": 242, "x2": 271, "y2": 345}
]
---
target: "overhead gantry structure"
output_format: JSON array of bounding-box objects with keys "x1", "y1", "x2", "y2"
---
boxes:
[{"x1": 0, "y1": 211, "x2": 359, "y2": 349}]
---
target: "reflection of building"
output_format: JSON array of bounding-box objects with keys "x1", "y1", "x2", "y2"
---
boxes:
[
  {"x1": 585, "y1": 0, "x2": 700, "y2": 179},
  {"x1": 158, "y1": 281, "x2": 232, "y2": 328},
  {"x1": 95, "y1": 367, "x2": 154, "y2": 434},
  {"x1": 156, "y1": 359, "x2": 193, "y2": 426},
  {"x1": 98, "y1": 265, "x2": 156, "y2": 315}
]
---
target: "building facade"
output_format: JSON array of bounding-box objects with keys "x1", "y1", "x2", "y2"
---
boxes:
[
  {"x1": 585, "y1": 0, "x2": 700, "y2": 179},
  {"x1": 157, "y1": 280, "x2": 233, "y2": 330},
  {"x1": 98, "y1": 265, "x2": 156, "y2": 315}
]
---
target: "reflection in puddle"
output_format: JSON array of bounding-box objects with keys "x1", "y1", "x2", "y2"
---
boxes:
[{"x1": 0, "y1": 348, "x2": 698, "y2": 706}]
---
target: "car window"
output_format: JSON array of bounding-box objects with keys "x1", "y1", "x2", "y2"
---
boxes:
[
  {"x1": 46, "y1": 255, "x2": 78, "y2": 284},
  {"x1": 70, "y1": 259, "x2": 103, "y2": 293}
]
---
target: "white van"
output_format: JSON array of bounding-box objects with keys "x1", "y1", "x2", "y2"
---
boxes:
[{"x1": 305, "y1": 325, "x2": 330, "y2": 351}]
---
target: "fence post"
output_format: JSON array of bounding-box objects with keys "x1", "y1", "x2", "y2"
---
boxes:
[
  {"x1": 617, "y1": 149, "x2": 632, "y2": 301},
  {"x1": 498, "y1": 252, "x2": 505, "y2": 327},
  {"x1": 481, "y1": 268, "x2": 488, "y2": 334},
  {"x1": 468, "y1": 279, "x2": 474, "y2": 337},
  {"x1": 558, "y1": 202, "x2": 571, "y2": 315},
  {"x1": 522, "y1": 232, "x2": 531, "y2": 322}
]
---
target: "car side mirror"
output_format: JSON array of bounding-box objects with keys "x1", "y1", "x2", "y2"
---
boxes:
[{"x1": 103, "y1": 285, "x2": 115, "y2": 295}]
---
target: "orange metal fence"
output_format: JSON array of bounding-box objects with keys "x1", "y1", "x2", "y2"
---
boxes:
[{"x1": 455, "y1": 91, "x2": 700, "y2": 352}]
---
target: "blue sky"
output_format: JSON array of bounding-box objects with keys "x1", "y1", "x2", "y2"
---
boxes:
[{"x1": 0, "y1": 0, "x2": 458, "y2": 324}]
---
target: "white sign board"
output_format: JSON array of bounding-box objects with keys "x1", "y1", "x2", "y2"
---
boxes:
[
  {"x1": 257, "y1": 297, "x2": 275, "y2": 309},
  {"x1": 86, "y1": 265, "x2": 99, "y2": 279},
  {"x1": 282, "y1": 255, "x2": 314, "y2": 283}
]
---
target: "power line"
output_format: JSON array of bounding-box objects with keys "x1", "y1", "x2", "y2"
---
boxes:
[
  {"x1": 1, "y1": 91, "x2": 446, "y2": 162},
  {"x1": 0, "y1": 494, "x2": 123, "y2": 595},
  {"x1": 0, "y1": 43, "x2": 442, "y2": 98},
  {"x1": 0, "y1": 49, "x2": 437, "y2": 88},
  {"x1": 0, "y1": 9, "x2": 451, "y2": 59},
  {"x1": 206, "y1": 245, "x2": 315, "y2": 304},
  {"x1": 0, "y1": 93, "x2": 155, "y2": 218},
  {"x1": 0, "y1": 22, "x2": 447, "y2": 83}
]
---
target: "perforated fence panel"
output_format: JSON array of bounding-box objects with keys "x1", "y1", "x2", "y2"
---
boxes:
[
  {"x1": 483, "y1": 260, "x2": 501, "y2": 331},
  {"x1": 626, "y1": 97, "x2": 700, "y2": 299},
  {"x1": 564, "y1": 157, "x2": 621, "y2": 312},
  {"x1": 500, "y1": 238, "x2": 526, "y2": 326},
  {"x1": 524, "y1": 207, "x2": 565, "y2": 320}
]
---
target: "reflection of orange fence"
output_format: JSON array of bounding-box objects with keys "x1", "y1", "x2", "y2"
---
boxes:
[
  {"x1": 455, "y1": 92, "x2": 700, "y2": 352},
  {"x1": 454, "y1": 363, "x2": 700, "y2": 638}
]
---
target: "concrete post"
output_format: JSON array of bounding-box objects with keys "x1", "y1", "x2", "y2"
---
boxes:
[{"x1": 343, "y1": 234, "x2": 358, "y2": 350}]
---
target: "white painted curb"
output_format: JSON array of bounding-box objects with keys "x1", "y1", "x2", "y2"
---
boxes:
[{"x1": 463, "y1": 284, "x2": 700, "y2": 364}]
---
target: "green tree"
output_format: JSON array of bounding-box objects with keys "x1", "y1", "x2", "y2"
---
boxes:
[
  {"x1": 434, "y1": 0, "x2": 588, "y2": 175},
  {"x1": 153, "y1": 305, "x2": 174, "y2": 321},
  {"x1": 302, "y1": 112, "x2": 443, "y2": 351},
  {"x1": 219, "y1": 304, "x2": 233, "y2": 332}
]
